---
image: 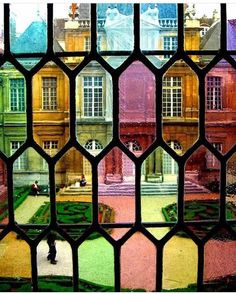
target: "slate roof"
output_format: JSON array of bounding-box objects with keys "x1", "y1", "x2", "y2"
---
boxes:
[
  {"x1": 201, "y1": 19, "x2": 236, "y2": 50},
  {"x1": 97, "y1": 3, "x2": 177, "y2": 19},
  {"x1": 11, "y1": 18, "x2": 63, "y2": 53}
]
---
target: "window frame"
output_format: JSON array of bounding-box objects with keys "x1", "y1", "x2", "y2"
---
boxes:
[
  {"x1": 82, "y1": 75, "x2": 104, "y2": 118},
  {"x1": 163, "y1": 76, "x2": 182, "y2": 117},
  {"x1": 9, "y1": 77, "x2": 25, "y2": 112},
  {"x1": 42, "y1": 76, "x2": 58, "y2": 111}
]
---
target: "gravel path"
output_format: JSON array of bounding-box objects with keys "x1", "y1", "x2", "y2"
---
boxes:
[{"x1": 0, "y1": 193, "x2": 234, "y2": 291}]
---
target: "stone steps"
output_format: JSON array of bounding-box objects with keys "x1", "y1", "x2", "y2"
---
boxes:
[
  {"x1": 58, "y1": 181, "x2": 210, "y2": 197},
  {"x1": 58, "y1": 184, "x2": 92, "y2": 196}
]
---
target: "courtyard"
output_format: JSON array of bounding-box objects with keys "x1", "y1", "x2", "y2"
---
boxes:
[{"x1": 0, "y1": 191, "x2": 235, "y2": 291}]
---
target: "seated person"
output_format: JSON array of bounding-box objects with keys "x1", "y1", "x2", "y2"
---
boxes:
[
  {"x1": 31, "y1": 180, "x2": 40, "y2": 196},
  {"x1": 80, "y1": 174, "x2": 87, "y2": 187}
]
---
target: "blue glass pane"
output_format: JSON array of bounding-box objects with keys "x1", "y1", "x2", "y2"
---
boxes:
[
  {"x1": 97, "y1": 3, "x2": 134, "y2": 51},
  {"x1": 10, "y1": 4, "x2": 47, "y2": 53}
]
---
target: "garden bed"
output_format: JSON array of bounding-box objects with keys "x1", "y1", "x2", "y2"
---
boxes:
[
  {"x1": 25, "y1": 201, "x2": 114, "y2": 240},
  {"x1": 162, "y1": 200, "x2": 236, "y2": 238}
]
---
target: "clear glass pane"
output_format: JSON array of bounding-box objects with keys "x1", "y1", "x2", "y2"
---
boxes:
[
  {"x1": 184, "y1": 3, "x2": 220, "y2": 51},
  {"x1": 37, "y1": 233, "x2": 73, "y2": 291},
  {"x1": 10, "y1": 3, "x2": 47, "y2": 53},
  {"x1": 54, "y1": 3, "x2": 91, "y2": 55},
  {"x1": 76, "y1": 61, "x2": 113, "y2": 152},
  {"x1": 140, "y1": 4, "x2": 178, "y2": 51},
  {"x1": 141, "y1": 147, "x2": 178, "y2": 223},
  {"x1": 162, "y1": 61, "x2": 199, "y2": 153},
  {"x1": 56, "y1": 147, "x2": 92, "y2": 239}
]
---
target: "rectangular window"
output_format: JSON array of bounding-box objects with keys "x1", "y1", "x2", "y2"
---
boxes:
[
  {"x1": 84, "y1": 36, "x2": 91, "y2": 51},
  {"x1": 163, "y1": 76, "x2": 182, "y2": 117},
  {"x1": 42, "y1": 77, "x2": 57, "y2": 110},
  {"x1": 83, "y1": 76, "x2": 103, "y2": 117},
  {"x1": 10, "y1": 78, "x2": 25, "y2": 111},
  {"x1": 43, "y1": 140, "x2": 58, "y2": 156},
  {"x1": 206, "y1": 76, "x2": 222, "y2": 110},
  {"x1": 163, "y1": 36, "x2": 178, "y2": 58},
  {"x1": 206, "y1": 143, "x2": 222, "y2": 169},
  {"x1": 43, "y1": 140, "x2": 58, "y2": 169},
  {"x1": 11, "y1": 141, "x2": 26, "y2": 170}
]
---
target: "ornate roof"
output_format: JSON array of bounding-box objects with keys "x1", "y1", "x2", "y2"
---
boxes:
[{"x1": 97, "y1": 3, "x2": 177, "y2": 19}]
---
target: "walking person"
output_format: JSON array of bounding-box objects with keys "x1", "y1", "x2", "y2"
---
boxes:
[{"x1": 47, "y1": 232, "x2": 57, "y2": 264}]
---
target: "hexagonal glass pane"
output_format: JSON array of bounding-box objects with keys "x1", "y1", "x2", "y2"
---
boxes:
[
  {"x1": 140, "y1": 4, "x2": 178, "y2": 54},
  {"x1": 206, "y1": 60, "x2": 236, "y2": 154},
  {"x1": 56, "y1": 147, "x2": 92, "y2": 238},
  {"x1": 162, "y1": 61, "x2": 199, "y2": 153},
  {"x1": 0, "y1": 63, "x2": 27, "y2": 157},
  {"x1": 119, "y1": 61, "x2": 156, "y2": 155},
  {"x1": 0, "y1": 5, "x2": 3, "y2": 53},
  {"x1": 13, "y1": 148, "x2": 50, "y2": 228},
  {"x1": 141, "y1": 147, "x2": 178, "y2": 223},
  {"x1": 79, "y1": 234, "x2": 114, "y2": 291},
  {"x1": 162, "y1": 232, "x2": 198, "y2": 291},
  {"x1": 185, "y1": 146, "x2": 220, "y2": 238},
  {"x1": 98, "y1": 147, "x2": 135, "y2": 224},
  {"x1": 10, "y1": 3, "x2": 47, "y2": 53},
  {"x1": 37, "y1": 232, "x2": 73, "y2": 291},
  {"x1": 97, "y1": 4, "x2": 134, "y2": 52},
  {"x1": 121, "y1": 232, "x2": 156, "y2": 291},
  {"x1": 33, "y1": 62, "x2": 69, "y2": 152},
  {"x1": 54, "y1": 4, "x2": 90, "y2": 54},
  {"x1": 204, "y1": 228, "x2": 236, "y2": 291},
  {"x1": 189, "y1": 54, "x2": 215, "y2": 68},
  {"x1": 76, "y1": 61, "x2": 112, "y2": 153},
  {"x1": 0, "y1": 232, "x2": 32, "y2": 291},
  {"x1": 0, "y1": 159, "x2": 7, "y2": 224},
  {"x1": 184, "y1": 3, "x2": 220, "y2": 51}
]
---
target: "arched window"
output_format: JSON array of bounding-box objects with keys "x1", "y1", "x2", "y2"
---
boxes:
[
  {"x1": 84, "y1": 139, "x2": 103, "y2": 151},
  {"x1": 163, "y1": 140, "x2": 182, "y2": 175},
  {"x1": 124, "y1": 140, "x2": 142, "y2": 152}
]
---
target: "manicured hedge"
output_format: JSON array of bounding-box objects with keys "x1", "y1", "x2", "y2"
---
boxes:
[
  {"x1": 162, "y1": 200, "x2": 236, "y2": 238},
  {"x1": 25, "y1": 201, "x2": 114, "y2": 240}
]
